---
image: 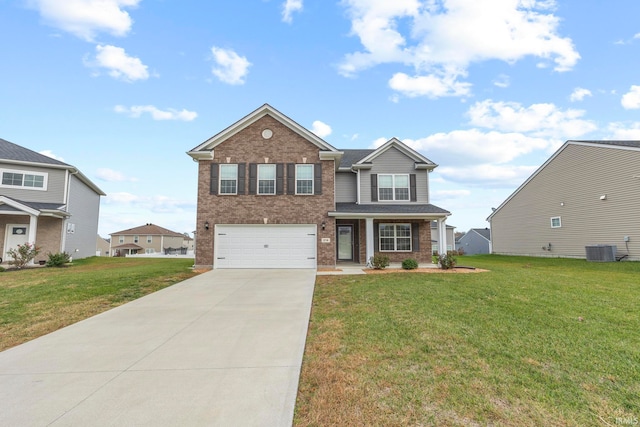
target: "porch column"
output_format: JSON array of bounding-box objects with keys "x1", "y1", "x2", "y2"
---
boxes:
[
  {"x1": 365, "y1": 217, "x2": 374, "y2": 265},
  {"x1": 437, "y1": 217, "x2": 447, "y2": 256},
  {"x1": 28, "y1": 214, "x2": 38, "y2": 265}
]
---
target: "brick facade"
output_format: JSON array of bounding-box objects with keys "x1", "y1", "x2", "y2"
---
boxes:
[
  {"x1": 0, "y1": 215, "x2": 62, "y2": 264},
  {"x1": 194, "y1": 115, "x2": 336, "y2": 269}
]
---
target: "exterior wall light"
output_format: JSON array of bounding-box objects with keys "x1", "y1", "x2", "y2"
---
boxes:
[
  {"x1": 321, "y1": 221, "x2": 326, "y2": 231},
  {"x1": 204, "y1": 221, "x2": 210, "y2": 230}
]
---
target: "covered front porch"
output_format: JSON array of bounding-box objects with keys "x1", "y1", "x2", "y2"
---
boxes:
[{"x1": 329, "y1": 203, "x2": 451, "y2": 266}]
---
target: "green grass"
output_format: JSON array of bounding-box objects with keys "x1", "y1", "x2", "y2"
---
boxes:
[
  {"x1": 0, "y1": 256, "x2": 198, "y2": 351},
  {"x1": 295, "y1": 255, "x2": 640, "y2": 426}
]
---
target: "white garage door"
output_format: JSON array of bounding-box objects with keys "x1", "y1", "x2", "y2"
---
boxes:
[{"x1": 215, "y1": 225, "x2": 317, "y2": 269}]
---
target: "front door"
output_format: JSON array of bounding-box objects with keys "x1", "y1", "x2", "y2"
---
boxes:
[
  {"x1": 4, "y1": 224, "x2": 29, "y2": 260},
  {"x1": 337, "y1": 225, "x2": 353, "y2": 261}
]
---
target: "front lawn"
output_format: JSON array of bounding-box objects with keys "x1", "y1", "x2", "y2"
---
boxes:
[
  {"x1": 295, "y1": 255, "x2": 640, "y2": 426},
  {"x1": 0, "y1": 257, "x2": 198, "y2": 351}
]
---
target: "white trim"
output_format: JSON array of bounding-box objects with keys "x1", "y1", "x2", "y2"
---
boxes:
[
  {"x1": 377, "y1": 173, "x2": 410, "y2": 201},
  {"x1": 378, "y1": 223, "x2": 412, "y2": 252},
  {"x1": 0, "y1": 196, "x2": 40, "y2": 216},
  {"x1": 550, "y1": 216, "x2": 562, "y2": 228},
  {"x1": 257, "y1": 164, "x2": 276, "y2": 195},
  {"x1": 219, "y1": 164, "x2": 239, "y2": 195},
  {"x1": 295, "y1": 164, "x2": 314, "y2": 195},
  {"x1": 356, "y1": 138, "x2": 437, "y2": 168}
]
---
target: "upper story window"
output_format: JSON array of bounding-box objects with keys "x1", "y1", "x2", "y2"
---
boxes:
[
  {"x1": 219, "y1": 164, "x2": 238, "y2": 195},
  {"x1": 1, "y1": 169, "x2": 47, "y2": 191},
  {"x1": 147, "y1": 236, "x2": 153, "y2": 243},
  {"x1": 379, "y1": 223, "x2": 412, "y2": 252},
  {"x1": 258, "y1": 164, "x2": 276, "y2": 195},
  {"x1": 378, "y1": 174, "x2": 409, "y2": 201},
  {"x1": 119, "y1": 236, "x2": 124, "y2": 244},
  {"x1": 296, "y1": 164, "x2": 314, "y2": 195},
  {"x1": 134, "y1": 235, "x2": 139, "y2": 243}
]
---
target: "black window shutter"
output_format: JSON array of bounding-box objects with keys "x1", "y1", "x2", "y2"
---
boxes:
[
  {"x1": 210, "y1": 163, "x2": 219, "y2": 195},
  {"x1": 287, "y1": 163, "x2": 295, "y2": 195},
  {"x1": 373, "y1": 223, "x2": 379, "y2": 252},
  {"x1": 410, "y1": 174, "x2": 417, "y2": 202},
  {"x1": 314, "y1": 163, "x2": 322, "y2": 195},
  {"x1": 249, "y1": 163, "x2": 257, "y2": 195},
  {"x1": 371, "y1": 174, "x2": 378, "y2": 202},
  {"x1": 237, "y1": 163, "x2": 245, "y2": 195},
  {"x1": 412, "y1": 223, "x2": 420, "y2": 252},
  {"x1": 276, "y1": 164, "x2": 284, "y2": 195}
]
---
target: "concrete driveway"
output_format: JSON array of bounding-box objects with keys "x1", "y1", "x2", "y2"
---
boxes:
[{"x1": 0, "y1": 269, "x2": 316, "y2": 426}]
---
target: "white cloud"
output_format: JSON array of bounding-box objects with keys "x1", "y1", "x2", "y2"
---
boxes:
[
  {"x1": 29, "y1": 0, "x2": 140, "y2": 41},
  {"x1": 402, "y1": 129, "x2": 553, "y2": 165},
  {"x1": 606, "y1": 122, "x2": 640, "y2": 139},
  {"x1": 310, "y1": 120, "x2": 332, "y2": 138},
  {"x1": 431, "y1": 189, "x2": 472, "y2": 198},
  {"x1": 389, "y1": 71, "x2": 471, "y2": 98},
  {"x1": 39, "y1": 150, "x2": 64, "y2": 161},
  {"x1": 210, "y1": 46, "x2": 251, "y2": 85},
  {"x1": 87, "y1": 44, "x2": 149, "y2": 82},
  {"x1": 282, "y1": 0, "x2": 303, "y2": 23},
  {"x1": 114, "y1": 105, "x2": 198, "y2": 121},
  {"x1": 569, "y1": 87, "x2": 592, "y2": 102},
  {"x1": 96, "y1": 168, "x2": 138, "y2": 182},
  {"x1": 467, "y1": 100, "x2": 597, "y2": 138},
  {"x1": 493, "y1": 74, "x2": 510, "y2": 88},
  {"x1": 436, "y1": 164, "x2": 539, "y2": 187},
  {"x1": 621, "y1": 85, "x2": 640, "y2": 109},
  {"x1": 339, "y1": 0, "x2": 579, "y2": 98}
]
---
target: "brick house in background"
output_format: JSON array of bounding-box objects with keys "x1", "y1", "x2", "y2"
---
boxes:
[
  {"x1": 0, "y1": 138, "x2": 104, "y2": 264},
  {"x1": 187, "y1": 104, "x2": 450, "y2": 269},
  {"x1": 110, "y1": 223, "x2": 188, "y2": 256}
]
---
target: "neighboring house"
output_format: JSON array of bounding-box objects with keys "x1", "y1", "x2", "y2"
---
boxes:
[
  {"x1": 96, "y1": 235, "x2": 110, "y2": 256},
  {"x1": 430, "y1": 221, "x2": 456, "y2": 254},
  {"x1": 110, "y1": 223, "x2": 187, "y2": 256},
  {"x1": 488, "y1": 140, "x2": 640, "y2": 260},
  {"x1": 187, "y1": 104, "x2": 451, "y2": 269},
  {"x1": 182, "y1": 233, "x2": 194, "y2": 252},
  {"x1": 458, "y1": 228, "x2": 491, "y2": 255},
  {"x1": 0, "y1": 138, "x2": 105, "y2": 264}
]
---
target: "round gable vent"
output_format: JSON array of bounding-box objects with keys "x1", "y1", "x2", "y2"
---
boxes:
[{"x1": 261, "y1": 129, "x2": 273, "y2": 139}]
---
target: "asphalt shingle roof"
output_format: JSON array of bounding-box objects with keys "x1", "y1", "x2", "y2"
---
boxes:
[
  {"x1": 0, "y1": 138, "x2": 70, "y2": 167},
  {"x1": 338, "y1": 149, "x2": 375, "y2": 169},
  {"x1": 334, "y1": 202, "x2": 450, "y2": 215},
  {"x1": 0, "y1": 196, "x2": 66, "y2": 212},
  {"x1": 568, "y1": 140, "x2": 640, "y2": 149},
  {"x1": 472, "y1": 228, "x2": 491, "y2": 240},
  {"x1": 110, "y1": 223, "x2": 185, "y2": 237}
]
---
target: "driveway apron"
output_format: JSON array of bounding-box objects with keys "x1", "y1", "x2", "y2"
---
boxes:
[{"x1": 0, "y1": 269, "x2": 316, "y2": 426}]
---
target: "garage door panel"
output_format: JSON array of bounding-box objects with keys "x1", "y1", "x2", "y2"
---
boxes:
[{"x1": 215, "y1": 225, "x2": 316, "y2": 269}]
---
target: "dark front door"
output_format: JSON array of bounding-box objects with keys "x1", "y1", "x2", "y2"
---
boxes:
[{"x1": 337, "y1": 225, "x2": 353, "y2": 261}]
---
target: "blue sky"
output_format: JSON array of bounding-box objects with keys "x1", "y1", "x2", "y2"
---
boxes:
[{"x1": 3, "y1": 0, "x2": 640, "y2": 238}]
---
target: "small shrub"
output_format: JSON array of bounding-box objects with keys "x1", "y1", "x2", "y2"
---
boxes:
[
  {"x1": 438, "y1": 252, "x2": 457, "y2": 270},
  {"x1": 7, "y1": 243, "x2": 40, "y2": 269},
  {"x1": 46, "y1": 252, "x2": 72, "y2": 267},
  {"x1": 402, "y1": 258, "x2": 418, "y2": 270},
  {"x1": 369, "y1": 254, "x2": 390, "y2": 270},
  {"x1": 0, "y1": 266, "x2": 5, "y2": 273}
]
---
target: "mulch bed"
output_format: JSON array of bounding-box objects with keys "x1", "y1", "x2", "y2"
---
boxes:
[{"x1": 364, "y1": 267, "x2": 489, "y2": 274}]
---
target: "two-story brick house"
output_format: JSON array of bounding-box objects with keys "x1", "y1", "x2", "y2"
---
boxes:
[
  {"x1": 0, "y1": 138, "x2": 105, "y2": 264},
  {"x1": 188, "y1": 104, "x2": 450, "y2": 269}
]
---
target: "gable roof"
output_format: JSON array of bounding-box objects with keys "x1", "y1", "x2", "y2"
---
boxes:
[
  {"x1": 353, "y1": 138, "x2": 437, "y2": 170},
  {"x1": 487, "y1": 140, "x2": 640, "y2": 221},
  {"x1": 110, "y1": 223, "x2": 185, "y2": 237},
  {"x1": 469, "y1": 228, "x2": 491, "y2": 241},
  {"x1": 0, "y1": 195, "x2": 69, "y2": 218},
  {"x1": 339, "y1": 149, "x2": 374, "y2": 170},
  {"x1": 0, "y1": 138, "x2": 106, "y2": 196},
  {"x1": 187, "y1": 104, "x2": 341, "y2": 161}
]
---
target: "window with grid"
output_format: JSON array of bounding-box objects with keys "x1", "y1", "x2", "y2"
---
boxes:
[
  {"x1": 258, "y1": 164, "x2": 276, "y2": 195},
  {"x1": 147, "y1": 236, "x2": 152, "y2": 243},
  {"x1": 219, "y1": 164, "x2": 238, "y2": 194},
  {"x1": 379, "y1": 223, "x2": 412, "y2": 252},
  {"x1": 1, "y1": 170, "x2": 46, "y2": 189},
  {"x1": 378, "y1": 174, "x2": 409, "y2": 201},
  {"x1": 296, "y1": 164, "x2": 313, "y2": 194}
]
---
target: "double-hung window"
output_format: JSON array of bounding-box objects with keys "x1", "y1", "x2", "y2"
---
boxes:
[
  {"x1": 296, "y1": 164, "x2": 314, "y2": 195},
  {"x1": 219, "y1": 164, "x2": 238, "y2": 195},
  {"x1": 379, "y1": 224, "x2": 412, "y2": 252},
  {"x1": 258, "y1": 164, "x2": 276, "y2": 195},
  {"x1": 378, "y1": 174, "x2": 409, "y2": 201},
  {"x1": 1, "y1": 169, "x2": 47, "y2": 190}
]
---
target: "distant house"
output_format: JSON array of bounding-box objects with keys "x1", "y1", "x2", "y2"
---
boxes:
[
  {"x1": 430, "y1": 221, "x2": 456, "y2": 254},
  {"x1": 110, "y1": 223, "x2": 187, "y2": 256},
  {"x1": 96, "y1": 235, "x2": 110, "y2": 256},
  {"x1": 488, "y1": 140, "x2": 640, "y2": 260},
  {"x1": 458, "y1": 228, "x2": 491, "y2": 255},
  {"x1": 0, "y1": 138, "x2": 105, "y2": 264},
  {"x1": 182, "y1": 233, "x2": 194, "y2": 252}
]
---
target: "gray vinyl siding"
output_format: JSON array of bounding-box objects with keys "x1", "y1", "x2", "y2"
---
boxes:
[
  {"x1": 491, "y1": 144, "x2": 640, "y2": 260},
  {"x1": 458, "y1": 231, "x2": 490, "y2": 255},
  {"x1": 336, "y1": 172, "x2": 357, "y2": 203},
  {"x1": 63, "y1": 174, "x2": 101, "y2": 259},
  {"x1": 0, "y1": 163, "x2": 66, "y2": 203},
  {"x1": 360, "y1": 147, "x2": 429, "y2": 204}
]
